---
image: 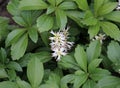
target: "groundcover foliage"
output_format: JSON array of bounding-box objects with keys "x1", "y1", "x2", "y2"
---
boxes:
[{"x1": 0, "y1": 0, "x2": 120, "y2": 88}]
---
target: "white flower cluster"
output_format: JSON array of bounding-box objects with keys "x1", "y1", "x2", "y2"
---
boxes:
[
  {"x1": 49, "y1": 27, "x2": 74, "y2": 61},
  {"x1": 92, "y1": 34, "x2": 106, "y2": 44},
  {"x1": 116, "y1": 0, "x2": 120, "y2": 10}
]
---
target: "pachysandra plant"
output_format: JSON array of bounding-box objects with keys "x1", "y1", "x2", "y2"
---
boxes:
[{"x1": 0, "y1": 0, "x2": 120, "y2": 88}]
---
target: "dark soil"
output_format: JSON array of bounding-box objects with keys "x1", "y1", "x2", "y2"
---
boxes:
[{"x1": 0, "y1": 0, "x2": 11, "y2": 17}]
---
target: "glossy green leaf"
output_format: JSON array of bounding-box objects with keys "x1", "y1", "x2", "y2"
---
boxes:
[
  {"x1": 100, "y1": 21, "x2": 120, "y2": 41},
  {"x1": 81, "y1": 17, "x2": 98, "y2": 26},
  {"x1": 56, "y1": 0, "x2": 63, "y2": 6},
  {"x1": 19, "y1": 0, "x2": 48, "y2": 10},
  {"x1": 47, "y1": 0, "x2": 55, "y2": 6},
  {"x1": 19, "y1": 51, "x2": 51, "y2": 67},
  {"x1": 55, "y1": 9, "x2": 67, "y2": 29},
  {"x1": 40, "y1": 84, "x2": 58, "y2": 88},
  {"x1": 98, "y1": 2, "x2": 117, "y2": 16},
  {"x1": 17, "y1": 80, "x2": 31, "y2": 88},
  {"x1": 28, "y1": 26, "x2": 38, "y2": 43},
  {"x1": 88, "y1": 59, "x2": 102, "y2": 73},
  {"x1": 37, "y1": 14, "x2": 54, "y2": 32},
  {"x1": 39, "y1": 72, "x2": 60, "y2": 88},
  {"x1": 7, "y1": 62, "x2": 22, "y2": 72},
  {"x1": 13, "y1": 16, "x2": 27, "y2": 26},
  {"x1": 87, "y1": 40, "x2": 101, "y2": 63},
  {"x1": 107, "y1": 41, "x2": 120, "y2": 62},
  {"x1": 0, "y1": 48, "x2": 7, "y2": 64},
  {"x1": 59, "y1": 1, "x2": 77, "y2": 10},
  {"x1": 82, "y1": 10, "x2": 98, "y2": 26},
  {"x1": 7, "y1": 70, "x2": 17, "y2": 81},
  {"x1": 11, "y1": 34, "x2": 28, "y2": 60},
  {"x1": 66, "y1": 11, "x2": 84, "y2": 27},
  {"x1": 96, "y1": 76, "x2": 120, "y2": 88},
  {"x1": 104, "y1": 11, "x2": 120, "y2": 23},
  {"x1": 58, "y1": 55, "x2": 79, "y2": 70},
  {"x1": 0, "y1": 17, "x2": 9, "y2": 40},
  {"x1": 90, "y1": 68, "x2": 110, "y2": 81},
  {"x1": 5, "y1": 29, "x2": 26, "y2": 47},
  {"x1": 75, "y1": 70, "x2": 85, "y2": 76},
  {"x1": 94, "y1": 0, "x2": 104, "y2": 16},
  {"x1": 0, "y1": 68, "x2": 8, "y2": 78},
  {"x1": 40, "y1": 31, "x2": 50, "y2": 46},
  {"x1": 74, "y1": 0, "x2": 89, "y2": 11},
  {"x1": 88, "y1": 23, "x2": 100, "y2": 39},
  {"x1": 27, "y1": 58, "x2": 44, "y2": 88},
  {"x1": 46, "y1": 5, "x2": 55, "y2": 14},
  {"x1": 73, "y1": 73, "x2": 88, "y2": 88},
  {"x1": 7, "y1": 0, "x2": 20, "y2": 16},
  {"x1": 61, "y1": 74, "x2": 75, "y2": 88},
  {"x1": 0, "y1": 81, "x2": 19, "y2": 88},
  {"x1": 74, "y1": 45, "x2": 87, "y2": 72},
  {"x1": 82, "y1": 79, "x2": 96, "y2": 88}
]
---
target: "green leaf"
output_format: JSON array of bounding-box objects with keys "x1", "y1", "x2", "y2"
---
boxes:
[
  {"x1": 58, "y1": 55, "x2": 80, "y2": 70},
  {"x1": 19, "y1": 0, "x2": 48, "y2": 10},
  {"x1": 40, "y1": 84, "x2": 58, "y2": 88},
  {"x1": 18, "y1": 11, "x2": 41, "y2": 27},
  {"x1": 45, "y1": 73, "x2": 60, "y2": 88},
  {"x1": 27, "y1": 58, "x2": 44, "y2": 88},
  {"x1": 74, "y1": 45, "x2": 87, "y2": 72},
  {"x1": 19, "y1": 51, "x2": 51, "y2": 67},
  {"x1": 90, "y1": 68, "x2": 110, "y2": 81},
  {"x1": 40, "y1": 72, "x2": 60, "y2": 88},
  {"x1": 17, "y1": 80, "x2": 31, "y2": 88},
  {"x1": 0, "y1": 81, "x2": 19, "y2": 88},
  {"x1": 0, "y1": 17, "x2": 9, "y2": 40},
  {"x1": 7, "y1": 0, "x2": 20, "y2": 16},
  {"x1": 28, "y1": 26, "x2": 38, "y2": 43},
  {"x1": 87, "y1": 40, "x2": 101, "y2": 63},
  {"x1": 94, "y1": 0, "x2": 104, "y2": 16},
  {"x1": 0, "y1": 68, "x2": 8, "y2": 78},
  {"x1": 104, "y1": 11, "x2": 120, "y2": 23},
  {"x1": 88, "y1": 59, "x2": 102, "y2": 73},
  {"x1": 66, "y1": 11, "x2": 84, "y2": 27},
  {"x1": 7, "y1": 62, "x2": 22, "y2": 72},
  {"x1": 5, "y1": 29, "x2": 26, "y2": 47},
  {"x1": 11, "y1": 33, "x2": 28, "y2": 60},
  {"x1": 40, "y1": 31, "x2": 50, "y2": 46},
  {"x1": 47, "y1": 0, "x2": 55, "y2": 6},
  {"x1": 98, "y1": 2, "x2": 117, "y2": 16},
  {"x1": 61, "y1": 74, "x2": 75, "y2": 88},
  {"x1": 81, "y1": 10, "x2": 98, "y2": 26},
  {"x1": 82, "y1": 79, "x2": 96, "y2": 88},
  {"x1": 88, "y1": 23, "x2": 100, "y2": 39},
  {"x1": 37, "y1": 14, "x2": 54, "y2": 32},
  {"x1": 74, "y1": 0, "x2": 89, "y2": 11},
  {"x1": 46, "y1": 5, "x2": 55, "y2": 14},
  {"x1": 7, "y1": 70, "x2": 17, "y2": 81},
  {"x1": 34, "y1": 52, "x2": 51, "y2": 63},
  {"x1": 0, "y1": 48, "x2": 7, "y2": 64},
  {"x1": 55, "y1": 9, "x2": 67, "y2": 29},
  {"x1": 73, "y1": 73, "x2": 88, "y2": 88},
  {"x1": 13, "y1": 16, "x2": 27, "y2": 26},
  {"x1": 58, "y1": 1, "x2": 77, "y2": 10},
  {"x1": 96, "y1": 76, "x2": 120, "y2": 88},
  {"x1": 107, "y1": 41, "x2": 120, "y2": 62},
  {"x1": 81, "y1": 17, "x2": 98, "y2": 26},
  {"x1": 100, "y1": 21, "x2": 120, "y2": 41},
  {"x1": 56, "y1": 0, "x2": 63, "y2": 6}
]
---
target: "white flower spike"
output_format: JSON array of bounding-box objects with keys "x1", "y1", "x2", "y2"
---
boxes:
[
  {"x1": 92, "y1": 34, "x2": 106, "y2": 44},
  {"x1": 116, "y1": 0, "x2": 120, "y2": 10},
  {"x1": 49, "y1": 27, "x2": 74, "y2": 61}
]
